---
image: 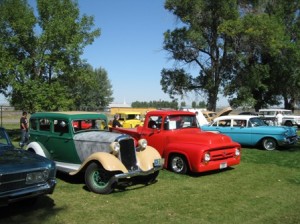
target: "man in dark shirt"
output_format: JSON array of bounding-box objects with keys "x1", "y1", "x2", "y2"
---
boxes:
[
  {"x1": 20, "y1": 111, "x2": 29, "y2": 147},
  {"x1": 112, "y1": 114, "x2": 122, "y2": 128}
]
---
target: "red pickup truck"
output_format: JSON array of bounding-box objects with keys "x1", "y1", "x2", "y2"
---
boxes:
[{"x1": 113, "y1": 110, "x2": 241, "y2": 174}]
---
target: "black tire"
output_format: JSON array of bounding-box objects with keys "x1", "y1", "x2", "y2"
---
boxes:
[
  {"x1": 85, "y1": 162, "x2": 114, "y2": 194},
  {"x1": 262, "y1": 138, "x2": 277, "y2": 151},
  {"x1": 135, "y1": 171, "x2": 159, "y2": 185},
  {"x1": 169, "y1": 155, "x2": 188, "y2": 174}
]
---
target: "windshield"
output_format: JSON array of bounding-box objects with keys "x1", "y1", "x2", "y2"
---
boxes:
[
  {"x1": 164, "y1": 115, "x2": 199, "y2": 130},
  {"x1": 0, "y1": 129, "x2": 10, "y2": 146},
  {"x1": 72, "y1": 119, "x2": 108, "y2": 133},
  {"x1": 249, "y1": 117, "x2": 267, "y2": 127}
]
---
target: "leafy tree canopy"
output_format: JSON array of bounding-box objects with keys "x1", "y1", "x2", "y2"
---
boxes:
[
  {"x1": 0, "y1": 0, "x2": 105, "y2": 112},
  {"x1": 162, "y1": 0, "x2": 300, "y2": 111}
]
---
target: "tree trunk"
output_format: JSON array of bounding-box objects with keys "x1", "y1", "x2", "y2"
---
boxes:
[{"x1": 207, "y1": 91, "x2": 218, "y2": 111}]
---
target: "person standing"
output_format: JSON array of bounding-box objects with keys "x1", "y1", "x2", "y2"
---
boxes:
[
  {"x1": 276, "y1": 111, "x2": 283, "y2": 126},
  {"x1": 112, "y1": 114, "x2": 122, "y2": 128},
  {"x1": 20, "y1": 111, "x2": 29, "y2": 147}
]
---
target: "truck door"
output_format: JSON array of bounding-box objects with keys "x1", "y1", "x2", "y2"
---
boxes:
[{"x1": 140, "y1": 115, "x2": 165, "y2": 155}]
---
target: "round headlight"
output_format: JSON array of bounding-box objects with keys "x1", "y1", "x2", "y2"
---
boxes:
[
  {"x1": 110, "y1": 142, "x2": 120, "y2": 156},
  {"x1": 138, "y1": 139, "x2": 147, "y2": 149},
  {"x1": 235, "y1": 148, "x2": 240, "y2": 156},
  {"x1": 204, "y1": 152, "x2": 210, "y2": 162}
]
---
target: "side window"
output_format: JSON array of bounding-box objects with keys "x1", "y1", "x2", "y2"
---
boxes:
[
  {"x1": 39, "y1": 118, "x2": 51, "y2": 131},
  {"x1": 219, "y1": 119, "x2": 231, "y2": 127},
  {"x1": 234, "y1": 119, "x2": 246, "y2": 127},
  {"x1": 148, "y1": 116, "x2": 162, "y2": 129},
  {"x1": 30, "y1": 118, "x2": 38, "y2": 130},
  {"x1": 233, "y1": 120, "x2": 239, "y2": 127},
  {"x1": 54, "y1": 120, "x2": 69, "y2": 133}
]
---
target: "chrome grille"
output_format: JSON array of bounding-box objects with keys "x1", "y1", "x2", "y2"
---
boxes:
[
  {"x1": 0, "y1": 172, "x2": 27, "y2": 192},
  {"x1": 0, "y1": 169, "x2": 49, "y2": 192},
  {"x1": 209, "y1": 148, "x2": 236, "y2": 161}
]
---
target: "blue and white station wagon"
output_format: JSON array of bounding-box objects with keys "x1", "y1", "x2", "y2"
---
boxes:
[{"x1": 201, "y1": 115, "x2": 299, "y2": 151}]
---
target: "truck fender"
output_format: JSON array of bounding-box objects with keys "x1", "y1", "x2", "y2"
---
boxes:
[
  {"x1": 26, "y1": 142, "x2": 51, "y2": 159},
  {"x1": 69, "y1": 152, "x2": 128, "y2": 176},
  {"x1": 136, "y1": 146, "x2": 163, "y2": 171},
  {"x1": 163, "y1": 143, "x2": 198, "y2": 170}
]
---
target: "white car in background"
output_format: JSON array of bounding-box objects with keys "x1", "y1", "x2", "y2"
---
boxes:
[{"x1": 259, "y1": 109, "x2": 300, "y2": 127}]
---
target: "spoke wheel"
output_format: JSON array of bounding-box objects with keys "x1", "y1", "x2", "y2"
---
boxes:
[
  {"x1": 262, "y1": 138, "x2": 277, "y2": 151},
  {"x1": 85, "y1": 162, "x2": 114, "y2": 194},
  {"x1": 169, "y1": 155, "x2": 188, "y2": 174}
]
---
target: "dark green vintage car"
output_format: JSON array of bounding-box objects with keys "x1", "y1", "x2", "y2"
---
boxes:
[
  {"x1": 26, "y1": 112, "x2": 164, "y2": 194},
  {"x1": 0, "y1": 127, "x2": 56, "y2": 206}
]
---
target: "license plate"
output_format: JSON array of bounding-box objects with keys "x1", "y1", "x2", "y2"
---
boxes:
[
  {"x1": 220, "y1": 162, "x2": 227, "y2": 169},
  {"x1": 154, "y1": 158, "x2": 164, "y2": 167}
]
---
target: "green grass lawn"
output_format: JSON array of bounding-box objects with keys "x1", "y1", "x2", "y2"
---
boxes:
[{"x1": 1, "y1": 128, "x2": 300, "y2": 224}]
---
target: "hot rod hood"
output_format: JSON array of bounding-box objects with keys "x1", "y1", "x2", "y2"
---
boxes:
[{"x1": 73, "y1": 131, "x2": 130, "y2": 162}]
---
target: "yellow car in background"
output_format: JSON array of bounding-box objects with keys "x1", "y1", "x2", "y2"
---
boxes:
[
  {"x1": 109, "y1": 111, "x2": 144, "y2": 128},
  {"x1": 202, "y1": 107, "x2": 232, "y2": 123}
]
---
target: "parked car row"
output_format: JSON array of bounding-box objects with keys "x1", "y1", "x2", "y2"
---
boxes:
[{"x1": 1, "y1": 109, "x2": 298, "y2": 207}]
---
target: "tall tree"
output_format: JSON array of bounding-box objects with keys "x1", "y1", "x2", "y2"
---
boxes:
[
  {"x1": 72, "y1": 66, "x2": 114, "y2": 111},
  {"x1": 161, "y1": 0, "x2": 239, "y2": 111},
  {"x1": 221, "y1": 1, "x2": 300, "y2": 111},
  {"x1": 0, "y1": 0, "x2": 100, "y2": 112}
]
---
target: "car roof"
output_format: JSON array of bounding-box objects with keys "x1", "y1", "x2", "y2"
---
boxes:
[
  {"x1": 118, "y1": 111, "x2": 141, "y2": 115},
  {"x1": 30, "y1": 111, "x2": 107, "y2": 120},
  {"x1": 259, "y1": 109, "x2": 291, "y2": 112},
  {"x1": 147, "y1": 110, "x2": 195, "y2": 116},
  {"x1": 213, "y1": 115, "x2": 258, "y2": 121}
]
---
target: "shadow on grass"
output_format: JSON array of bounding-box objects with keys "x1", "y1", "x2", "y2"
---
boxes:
[
  {"x1": 0, "y1": 196, "x2": 62, "y2": 224},
  {"x1": 188, "y1": 166, "x2": 236, "y2": 178},
  {"x1": 56, "y1": 171, "x2": 158, "y2": 194}
]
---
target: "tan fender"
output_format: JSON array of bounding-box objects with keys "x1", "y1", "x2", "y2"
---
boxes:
[
  {"x1": 136, "y1": 146, "x2": 162, "y2": 171},
  {"x1": 69, "y1": 152, "x2": 128, "y2": 175}
]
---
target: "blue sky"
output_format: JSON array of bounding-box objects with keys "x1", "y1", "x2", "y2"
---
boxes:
[
  {"x1": 78, "y1": 0, "x2": 179, "y2": 104},
  {"x1": 0, "y1": 0, "x2": 228, "y2": 107}
]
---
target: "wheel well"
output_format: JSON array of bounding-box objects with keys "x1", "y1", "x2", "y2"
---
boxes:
[
  {"x1": 82, "y1": 160, "x2": 122, "y2": 176},
  {"x1": 167, "y1": 153, "x2": 190, "y2": 170},
  {"x1": 260, "y1": 137, "x2": 278, "y2": 149},
  {"x1": 260, "y1": 137, "x2": 277, "y2": 143},
  {"x1": 27, "y1": 148, "x2": 36, "y2": 154},
  {"x1": 284, "y1": 120, "x2": 293, "y2": 126}
]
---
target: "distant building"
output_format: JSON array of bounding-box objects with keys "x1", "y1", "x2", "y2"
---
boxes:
[{"x1": 108, "y1": 103, "x2": 131, "y2": 108}]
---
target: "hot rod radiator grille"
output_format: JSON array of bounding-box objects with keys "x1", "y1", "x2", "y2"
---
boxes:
[{"x1": 119, "y1": 138, "x2": 138, "y2": 171}]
